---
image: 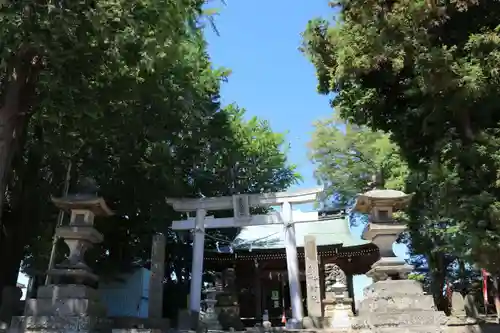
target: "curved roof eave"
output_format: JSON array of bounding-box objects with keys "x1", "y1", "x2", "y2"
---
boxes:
[{"x1": 230, "y1": 217, "x2": 370, "y2": 251}]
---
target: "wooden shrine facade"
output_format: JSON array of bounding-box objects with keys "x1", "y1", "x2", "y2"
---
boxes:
[{"x1": 205, "y1": 241, "x2": 379, "y2": 325}]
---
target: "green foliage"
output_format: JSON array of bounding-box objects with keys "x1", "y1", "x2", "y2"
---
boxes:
[
  {"x1": 309, "y1": 114, "x2": 407, "y2": 206},
  {"x1": 302, "y1": 0, "x2": 500, "y2": 273},
  {"x1": 308, "y1": 115, "x2": 463, "y2": 310},
  {"x1": 0, "y1": 0, "x2": 300, "y2": 287},
  {"x1": 408, "y1": 272, "x2": 426, "y2": 283}
]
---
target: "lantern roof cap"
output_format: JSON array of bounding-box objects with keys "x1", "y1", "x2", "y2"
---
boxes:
[
  {"x1": 51, "y1": 195, "x2": 114, "y2": 216},
  {"x1": 354, "y1": 189, "x2": 412, "y2": 214}
]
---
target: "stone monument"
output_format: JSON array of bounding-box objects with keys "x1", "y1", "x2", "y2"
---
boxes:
[
  {"x1": 448, "y1": 291, "x2": 478, "y2": 327},
  {"x1": 322, "y1": 263, "x2": 352, "y2": 329},
  {"x1": 148, "y1": 233, "x2": 166, "y2": 319},
  {"x1": 353, "y1": 189, "x2": 447, "y2": 332},
  {"x1": 451, "y1": 292, "x2": 466, "y2": 319},
  {"x1": 302, "y1": 235, "x2": 321, "y2": 329},
  {"x1": 464, "y1": 293, "x2": 480, "y2": 319},
  {"x1": 10, "y1": 178, "x2": 113, "y2": 333}
]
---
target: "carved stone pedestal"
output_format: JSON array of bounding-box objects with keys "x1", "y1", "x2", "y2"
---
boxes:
[
  {"x1": 323, "y1": 292, "x2": 353, "y2": 330},
  {"x1": 353, "y1": 280, "x2": 447, "y2": 332},
  {"x1": 10, "y1": 285, "x2": 111, "y2": 333}
]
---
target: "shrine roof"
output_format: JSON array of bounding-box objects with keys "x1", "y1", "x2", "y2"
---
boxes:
[{"x1": 230, "y1": 216, "x2": 369, "y2": 251}]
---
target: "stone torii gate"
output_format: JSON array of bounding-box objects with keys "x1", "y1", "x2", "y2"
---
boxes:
[{"x1": 166, "y1": 187, "x2": 323, "y2": 324}]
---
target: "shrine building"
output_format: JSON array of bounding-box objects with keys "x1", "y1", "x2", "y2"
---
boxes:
[{"x1": 204, "y1": 208, "x2": 379, "y2": 325}]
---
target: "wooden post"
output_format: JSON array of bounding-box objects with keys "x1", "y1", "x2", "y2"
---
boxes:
[
  {"x1": 45, "y1": 161, "x2": 72, "y2": 285},
  {"x1": 255, "y1": 263, "x2": 262, "y2": 320}
]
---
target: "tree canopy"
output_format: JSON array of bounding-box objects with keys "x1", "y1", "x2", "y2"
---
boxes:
[
  {"x1": 309, "y1": 114, "x2": 475, "y2": 311},
  {"x1": 310, "y1": 114, "x2": 407, "y2": 207},
  {"x1": 302, "y1": 0, "x2": 500, "y2": 273},
  {"x1": 0, "y1": 0, "x2": 300, "y2": 300}
]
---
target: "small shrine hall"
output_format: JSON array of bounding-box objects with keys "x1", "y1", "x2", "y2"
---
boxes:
[{"x1": 204, "y1": 208, "x2": 379, "y2": 325}]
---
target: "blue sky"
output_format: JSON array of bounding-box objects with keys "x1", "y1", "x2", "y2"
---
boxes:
[{"x1": 203, "y1": 0, "x2": 408, "y2": 302}]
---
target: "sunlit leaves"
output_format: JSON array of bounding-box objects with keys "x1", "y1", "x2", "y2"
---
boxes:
[
  {"x1": 309, "y1": 114, "x2": 407, "y2": 207},
  {"x1": 303, "y1": 0, "x2": 500, "y2": 273},
  {"x1": 0, "y1": 0, "x2": 299, "y2": 279}
]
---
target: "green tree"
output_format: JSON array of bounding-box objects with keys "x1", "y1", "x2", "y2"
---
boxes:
[
  {"x1": 302, "y1": 0, "x2": 500, "y2": 274},
  {"x1": 309, "y1": 115, "x2": 467, "y2": 311},
  {"x1": 310, "y1": 114, "x2": 407, "y2": 205},
  {"x1": 0, "y1": 0, "x2": 217, "y2": 294},
  {"x1": 0, "y1": 0, "x2": 300, "y2": 301}
]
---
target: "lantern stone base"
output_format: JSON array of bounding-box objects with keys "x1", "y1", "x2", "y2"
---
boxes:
[
  {"x1": 322, "y1": 298, "x2": 353, "y2": 329},
  {"x1": 10, "y1": 315, "x2": 112, "y2": 333},
  {"x1": 9, "y1": 285, "x2": 108, "y2": 333},
  {"x1": 353, "y1": 280, "x2": 447, "y2": 332}
]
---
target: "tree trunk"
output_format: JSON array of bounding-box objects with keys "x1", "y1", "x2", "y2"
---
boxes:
[
  {"x1": 0, "y1": 47, "x2": 40, "y2": 222},
  {"x1": 429, "y1": 253, "x2": 450, "y2": 314},
  {"x1": 0, "y1": 118, "x2": 29, "y2": 302},
  {"x1": 0, "y1": 122, "x2": 41, "y2": 301},
  {"x1": 0, "y1": 47, "x2": 41, "y2": 303}
]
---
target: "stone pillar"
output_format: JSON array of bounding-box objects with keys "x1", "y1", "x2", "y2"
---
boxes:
[
  {"x1": 282, "y1": 201, "x2": 304, "y2": 326},
  {"x1": 450, "y1": 292, "x2": 466, "y2": 318},
  {"x1": 352, "y1": 189, "x2": 447, "y2": 331},
  {"x1": 322, "y1": 263, "x2": 352, "y2": 329},
  {"x1": 303, "y1": 235, "x2": 321, "y2": 328},
  {"x1": 148, "y1": 233, "x2": 166, "y2": 318},
  {"x1": 189, "y1": 209, "x2": 206, "y2": 314}
]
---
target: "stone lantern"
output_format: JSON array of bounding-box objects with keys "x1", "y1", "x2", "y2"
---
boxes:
[
  {"x1": 354, "y1": 189, "x2": 413, "y2": 281},
  {"x1": 351, "y1": 188, "x2": 447, "y2": 331},
  {"x1": 48, "y1": 178, "x2": 113, "y2": 284},
  {"x1": 14, "y1": 178, "x2": 114, "y2": 333}
]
